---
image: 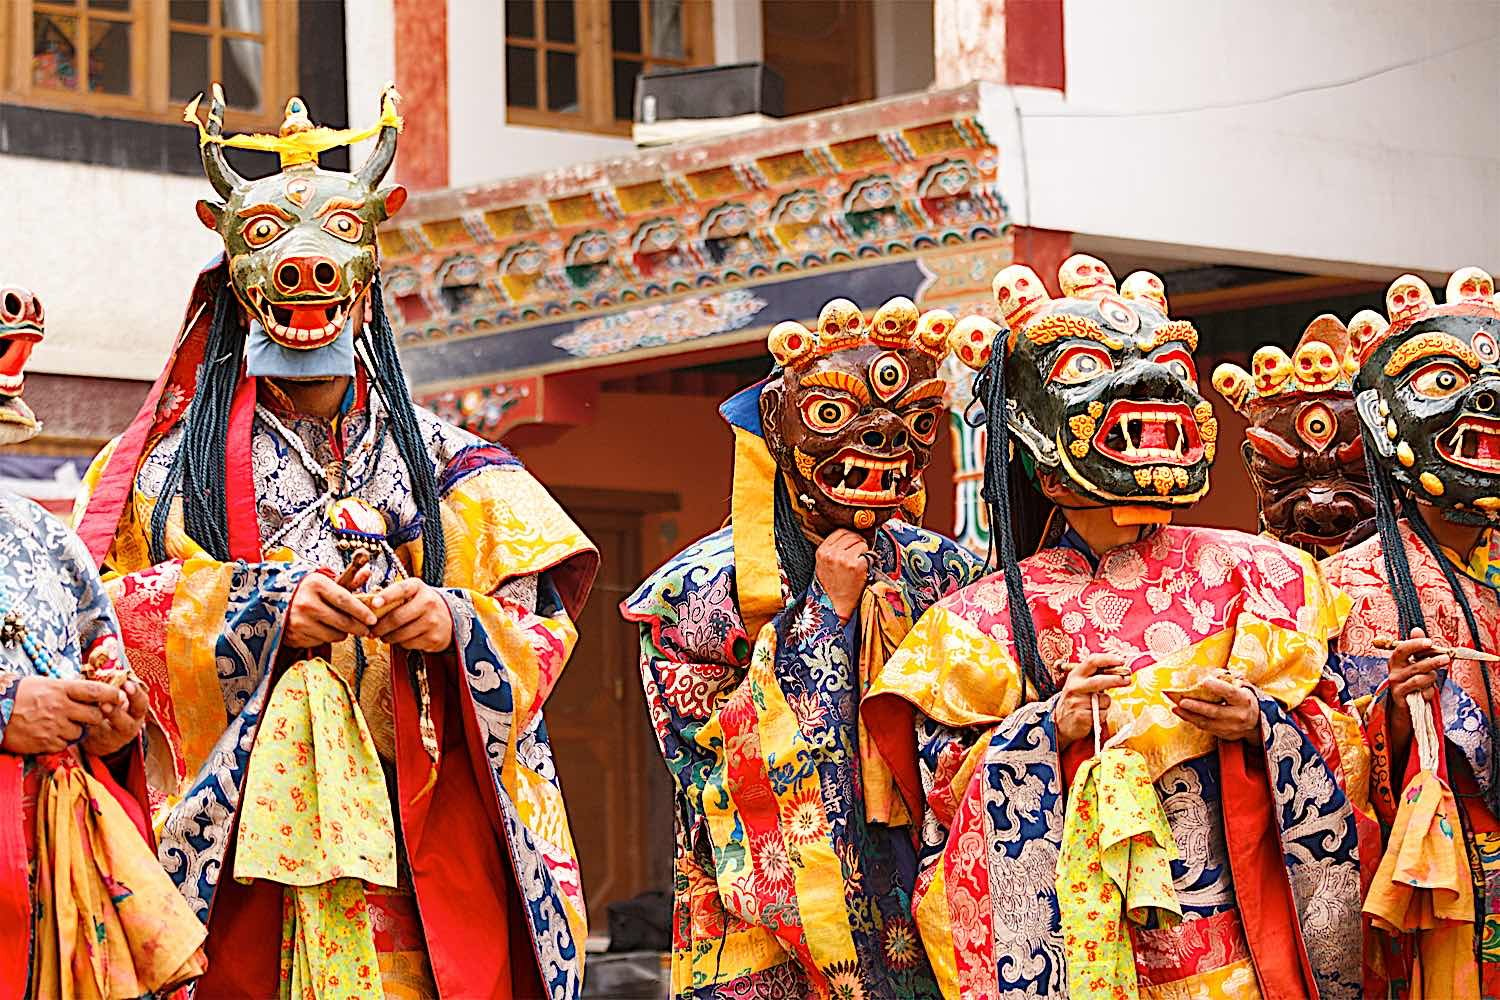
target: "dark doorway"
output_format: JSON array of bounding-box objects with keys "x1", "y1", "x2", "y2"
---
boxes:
[{"x1": 547, "y1": 487, "x2": 678, "y2": 930}]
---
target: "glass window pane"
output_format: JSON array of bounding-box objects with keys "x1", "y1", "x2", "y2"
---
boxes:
[
  {"x1": 219, "y1": 0, "x2": 263, "y2": 33},
  {"x1": 32, "y1": 13, "x2": 79, "y2": 91},
  {"x1": 506, "y1": 45, "x2": 537, "y2": 108},
  {"x1": 613, "y1": 58, "x2": 642, "y2": 120},
  {"x1": 546, "y1": 50, "x2": 577, "y2": 112},
  {"x1": 611, "y1": 0, "x2": 641, "y2": 53},
  {"x1": 169, "y1": 31, "x2": 209, "y2": 102},
  {"x1": 221, "y1": 37, "x2": 263, "y2": 110},
  {"x1": 89, "y1": 0, "x2": 132, "y2": 10},
  {"x1": 87, "y1": 18, "x2": 131, "y2": 95},
  {"x1": 505, "y1": 0, "x2": 534, "y2": 38},
  {"x1": 649, "y1": 0, "x2": 683, "y2": 59},
  {"x1": 544, "y1": 0, "x2": 574, "y2": 42},
  {"x1": 169, "y1": 0, "x2": 209, "y2": 23}
]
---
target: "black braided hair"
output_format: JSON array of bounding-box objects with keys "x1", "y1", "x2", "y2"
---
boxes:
[
  {"x1": 772, "y1": 469, "x2": 817, "y2": 599},
  {"x1": 150, "y1": 280, "x2": 242, "y2": 564},
  {"x1": 363, "y1": 277, "x2": 447, "y2": 587},
  {"x1": 1363, "y1": 440, "x2": 1428, "y2": 638},
  {"x1": 970, "y1": 341, "x2": 1056, "y2": 698}
]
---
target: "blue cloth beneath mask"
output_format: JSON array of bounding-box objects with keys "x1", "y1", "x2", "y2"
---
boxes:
[{"x1": 245, "y1": 318, "x2": 355, "y2": 378}]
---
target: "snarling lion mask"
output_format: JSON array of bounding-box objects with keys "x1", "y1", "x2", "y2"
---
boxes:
[
  {"x1": 952, "y1": 254, "x2": 1217, "y2": 511},
  {"x1": 1356, "y1": 266, "x2": 1500, "y2": 524},
  {"x1": 760, "y1": 297, "x2": 954, "y2": 533}
]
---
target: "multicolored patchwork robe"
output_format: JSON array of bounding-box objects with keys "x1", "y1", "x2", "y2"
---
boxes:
[
  {"x1": 865, "y1": 524, "x2": 1374, "y2": 1000},
  {"x1": 622, "y1": 520, "x2": 981, "y2": 1000},
  {"x1": 0, "y1": 490, "x2": 205, "y2": 998},
  {"x1": 75, "y1": 371, "x2": 597, "y2": 999},
  {"x1": 1326, "y1": 523, "x2": 1500, "y2": 997}
]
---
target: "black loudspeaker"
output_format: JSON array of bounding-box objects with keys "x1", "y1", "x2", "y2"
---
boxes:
[{"x1": 634, "y1": 62, "x2": 785, "y2": 125}]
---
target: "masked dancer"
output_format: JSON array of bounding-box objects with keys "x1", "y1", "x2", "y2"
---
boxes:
[
  {"x1": 1325, "y1": 268, "x2": 1500, "y2": 998},
  {"x1": 73, "y1": 87, "x2": 597, "y2": 999},
  {"x1": 0, "y1": 285, "x2": 205, "y2": 998},
  {"x1": 623, "y1": 297, "x2": 982, "y2": 999},
  {"x1": 865, "y1": 255, "x2": 1373, "y2": 999}
]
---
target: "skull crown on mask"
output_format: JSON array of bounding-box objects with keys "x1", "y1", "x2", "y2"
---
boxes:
[
  {"x1": 760, "y1": 296, "x2": 954, "y2": 534},
  {"x1": 952, "y1": 254, "x2": 1218, "y2": 509},
  {"x1": 1356, "y1": 266, "x2": 1500, "y2": 524},
  {"x1": 188, "y1": 84, "x2": 408, "y2": 354},
  {"x1": 1213, "y1": 314, "x2": 1375, "y2": 551}
]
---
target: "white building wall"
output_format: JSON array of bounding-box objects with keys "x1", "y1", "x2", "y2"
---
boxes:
[
  {"x1": 3, "y1": 156, "x2": 221, "y2": 381},
  {"x1": 982, "y1": 0, "x2": 1500, "y2": 277}
]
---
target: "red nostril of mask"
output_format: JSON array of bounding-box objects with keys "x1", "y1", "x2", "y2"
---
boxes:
[
  {"x1": 0, "y1": 288, "x2": 43, "y2": 336},
  {"x1": 273, "y1": 257, "x2": 341, "y2": 295}
]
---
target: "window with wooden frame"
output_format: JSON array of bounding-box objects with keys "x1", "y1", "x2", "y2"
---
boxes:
[
  {"x1": 0, "y1": 0, "x2": 298, "y2": 129},
  {"x1": 505, "y1": 0, "x2": 713, "y2": 135}
]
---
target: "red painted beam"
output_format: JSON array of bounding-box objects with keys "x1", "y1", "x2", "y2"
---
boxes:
[
  {"x1": 1005, "y1": 0, "x2": 1065, "y2": 92},
  {"x1": 393, "y1": 0, "x2": 450, "y2": 190}
]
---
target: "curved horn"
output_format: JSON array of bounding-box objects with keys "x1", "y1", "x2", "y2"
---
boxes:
[
  {"x1": 200, "y1": 83, "x2": 247, "y2": 199},
  {"x1": 356, "y1": 85, "x2": 400, "y2": 187}
]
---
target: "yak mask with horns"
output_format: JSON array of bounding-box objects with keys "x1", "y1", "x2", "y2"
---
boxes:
[{"x1": 186, "y1": 83, "x2": 407, "y2": 378}]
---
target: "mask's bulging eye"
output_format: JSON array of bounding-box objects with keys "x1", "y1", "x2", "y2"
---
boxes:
[
  {"x1": 1049, "y1": 345, "x2": 1114, "y2": 385},
  {"x1": 1409, "y1": 361, "x2": 1472, "y2": 399},
  {"x1": 905, "y1": 408, "x2": 940, "y2": 444},
  {"x1": 1155, "y1": 347, "x2": 1198, "y2": 385},
  {"x1": 1296, "y1": 401, "x2": 1338, "y2": 452},
  {"x1": 242, "y1": 215, "x2": 288, "y2": 248},
  {"x1": 322, "y1": 210, "x2": 365, "y2": 244},
  {"x1": 870, "y1": 353, "x2": 910, "y2": 401},
  {"x1": 802, "y1": 393, "x2": 857, "y2": 432}
]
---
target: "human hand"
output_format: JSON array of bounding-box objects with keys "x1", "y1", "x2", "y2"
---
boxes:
[
  {"x1": 1, "y1": 677, "x2": 125, "y2": 755},
  {"x1": 1172, "y1": 676, "x2": 1261, "y2": 742},
  {"x1": 286, "y1": 571, "x2": 378, "y2": 647},
  {"x1": 1054, "y1": 654, "x2": 1131, "y2": 750},
  {"x1": 1386, "y1": 627, "x2": 1449, "y2": 757},
  {"x1": 367, "y1": 578, "x2": 454, "y2": 653},
  {"x1": 815, "y1": 529, "x2": 872, "y2": 622},
  {"x1": 82, "y1": 677, "x2": 148, "y2": 756}
]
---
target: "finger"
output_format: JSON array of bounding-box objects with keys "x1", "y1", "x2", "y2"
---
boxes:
[
  {"x1": 320, "y1": 585, "x2": 378, "y2": 628},
  {"x1": 369, "y1": 579, "x2": 421, "y2": 614},
  {"x1": 1176, "y1": 698, "x2": 1230, "y2": 719},
  {"x1": 1075, "y1": 675, "x2": 1130, "y2": 694},
  {"x1": 824, "y1": 529, "x2": 864, "y2": 549},
  {"x1": 63, "y1": 679, "x2": 127, "y2": 706},
  {"x1": 58, "y1": 720, "x2": 85, "y2": 741},
  {"x1": 372, "y1": 600, "x2": 427, "y2": 639},
  {"x1": 66, "y1": 698, "x2": 109, "y2": 725},
  {"x1": 1171, "y1": 706, "x2": 1218, "y2": 730},
  {"x1": 1407, "y1": 655, "x2": 1450, "y2": 675},
  {"x1": 335, "y1": 551, "x2": 371, "y2": 590},
  {"x1": 293, "y1": 621, "x2": 346, "y2": 645},
  {"x1": 383, "y1": 620, "x2": 435, "y2": 648},
  {"x1": 309, "y1": 605, "x2": 370, "y2": 639},
  {"x1": 1198, "y1": 677, "x2": 1242, "y2": 701},
  {"x1": 126, "y1": 682, "x2": 149, "y2": 719},
  {"x1": 351, "y1": 566, "x2": 374, "y2": 591}
]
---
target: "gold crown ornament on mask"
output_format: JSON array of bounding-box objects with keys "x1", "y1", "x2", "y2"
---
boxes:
[
  {"x1": 1212, "y1": 314, "x2": 1358, "y2": 417},
  {"x1": 184, "y1": 84, "x2": 403, "y2": 169},
  {"x1": 1356, "y1": 266, "x2": 1500, "y2": 367},
  {"x1": 768, "y1": 297, "x2": 955, "y2": 370}
]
